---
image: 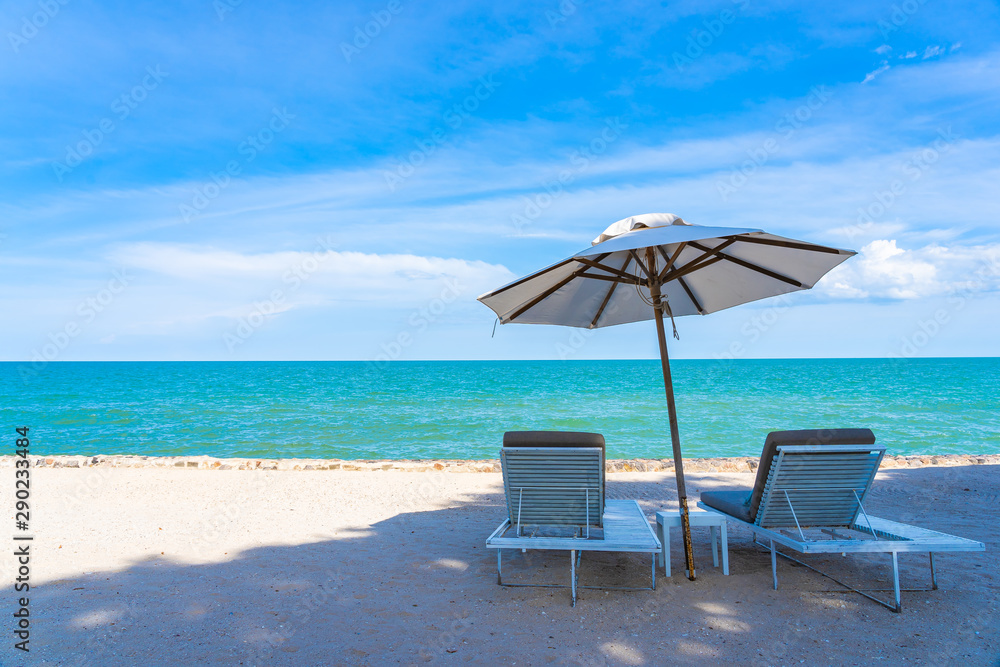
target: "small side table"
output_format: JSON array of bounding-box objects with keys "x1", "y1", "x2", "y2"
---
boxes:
[{"x1": 655, "y1": 508, "x2": 729, "y2": 576}]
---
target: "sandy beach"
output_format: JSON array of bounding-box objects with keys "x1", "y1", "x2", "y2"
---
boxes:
[{"x1": 1, "y1": 462, "x2": 996, "y2": 666}]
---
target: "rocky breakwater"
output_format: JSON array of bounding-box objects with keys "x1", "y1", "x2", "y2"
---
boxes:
[{"x1": 2, "y1": 453, "x2": 998, "y2": 472}]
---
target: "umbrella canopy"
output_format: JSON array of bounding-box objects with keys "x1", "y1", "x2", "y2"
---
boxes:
[
  {"x1": 480, "y1": 213, "x2": 855, "y2": 328},
  {"x1": 478, "y1": 213, "x2": 856, "y2": 579}
]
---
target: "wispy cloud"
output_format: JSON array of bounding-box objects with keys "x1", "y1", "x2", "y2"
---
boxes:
[
  {"x1": 923, "y1": 45, "x2": 945, "y2": 59},
  {"x1": 862, "y1": 62, "x2": 890, "y2": 83},
  {"x1": 110, "y1": 243, "x2": 514, "y2": 302}
]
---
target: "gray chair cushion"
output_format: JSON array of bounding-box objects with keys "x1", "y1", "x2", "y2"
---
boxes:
[
  {"x1": 748, "y1": 428, "x2": 875, "y2": 521},
  {"x1": 700, "y1": 490, "x2": 753, "y2": 523},
  {"x1": 699, "y1": 428, "x2": 877, "y2": 523},
  {"x1": 503, "y1": 431, "x2": 605, "y2": 452}
]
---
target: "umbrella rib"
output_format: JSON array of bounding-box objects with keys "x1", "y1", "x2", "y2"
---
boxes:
[
  {"x1": 578, "y1": 272, "x2": 636, "y2": 284},
  {"x1": 590, "y1": 255, "x2": 632, "y2": 328},
  {"x1": 662, "y1": 238, "x2": 736, "y2": 282},
  {"x1": 734, "y1": 235, "x2": 845, "y2": 255},
  {"x1": 656, "y1": 243, "x2": 687, "y2": 282},
  {"x1": 687, "y1": 240, "x2": 804, "y2": 288},
  {"x1": 677, "y1": 276, "x2": 705, "y2": 314},
  {"x1": 507, "y1": 273, "x2": 578, "y2": 320},
  {"x1": 575, "y1": 257, "x2": 639, "y2": 283},
  {"x1": 663, "y1": 253, "x2": 726, "y2": 283},
  {"x1": 505, "y1": 254, "x2": 611, "y2": 321},
  {"x1": 478, "y1": 257, "x2": 576, "y2": 299},
  {"x1": 628, "y1": 250, "x2": 653, "y2": 284}
]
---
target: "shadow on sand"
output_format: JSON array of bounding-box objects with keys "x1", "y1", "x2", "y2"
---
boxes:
[{"x1": 13, "y1": 469, "x2": 999, "y2": 666}]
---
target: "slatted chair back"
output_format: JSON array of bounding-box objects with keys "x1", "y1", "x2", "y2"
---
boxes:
[
  {"x1": 501, "y1": 447, "x2": 604, "y2": 532},
  {"x1": 503, "y1": 431, "x2": 606, "y2": 502},
  {"x1": 755, "y1": 444, "x2": 886, "y2": 529}
]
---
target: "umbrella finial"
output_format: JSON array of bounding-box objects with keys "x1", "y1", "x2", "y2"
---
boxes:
[{"x1": 591, "y1": 213, "x2": 688, "y2": 245}]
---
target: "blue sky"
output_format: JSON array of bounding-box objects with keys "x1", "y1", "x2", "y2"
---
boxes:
[{"x1": 2, "y1": 0, "x2": 999, "y2": 363}]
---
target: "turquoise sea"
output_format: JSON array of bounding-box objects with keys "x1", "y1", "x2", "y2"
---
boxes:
[{"x1": 1, "y1": 359, "x2": 997, "y2": 460}]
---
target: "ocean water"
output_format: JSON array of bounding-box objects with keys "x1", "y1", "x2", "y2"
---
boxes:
[{"x1": 1, "y1": 359, "x2": 998, "y2": 460}]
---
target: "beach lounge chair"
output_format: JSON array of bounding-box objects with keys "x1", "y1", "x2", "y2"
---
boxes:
[
  {"x1": 699, "y1": 429, "x2": 986, "y2": 612},
  {"x1": 485, "y1": 431, "x2": 660, "y2": 606}
]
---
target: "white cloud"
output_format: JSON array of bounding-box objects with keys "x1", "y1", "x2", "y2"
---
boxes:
[
  {"x1": 862, "y1": 63, "x2": 890, "y2": 83},
  {"x1": 108, "y1": 242, "x2": 516, "y2": 319},
  {"x1": 818, "y1": 240, "x2": 1000, "y2": 300},
  {"x1": 114, "y1": 243, "x2": 311, "y2": 278},
  {"x1": 923, "y1": 45, "x2": 945, "y2": 59},
  {"x1": 116, "y1": 243, "x2": 510, "y2": 284},
  {"x1": 875, "y1": 45, "x2": 891, "y2": 55}
]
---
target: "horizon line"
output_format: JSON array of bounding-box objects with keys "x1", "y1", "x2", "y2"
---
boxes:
[{"x1": 2, "y1": 356, "x2": 997, "y2": 364}]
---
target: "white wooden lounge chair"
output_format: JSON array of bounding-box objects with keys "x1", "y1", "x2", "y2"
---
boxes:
[
  {"x1": 700, "y1": 429, "x2": 986, "y2": 612},
  {"x1": 486, "y1": 431, "x2": 660, "y2": 606}
]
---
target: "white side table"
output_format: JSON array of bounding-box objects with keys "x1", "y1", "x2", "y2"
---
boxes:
[{"x1": 655, "y1": 508, "x2": 729, "y2": 576}]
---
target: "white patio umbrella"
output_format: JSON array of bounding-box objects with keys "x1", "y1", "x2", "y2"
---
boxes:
[{"x1": 478, "y1": 213, "x2": 857, "y2": 579}]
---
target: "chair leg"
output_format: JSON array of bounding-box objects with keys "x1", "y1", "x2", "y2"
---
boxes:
[
  {"x1": 570, "y1": 549, "x2": 577, "y2": 607},
  {"x1": 770, "y1": 540, "x2": 778, "y2": 590},
  {"x1": 656, "y1": 519, "x2": 665, "y2": 568},
  {"x1": 651, "y1": 553, "x2": 656, "y2": 590},
  {"x1": 929, "y1": 553, "x2": 938, "y2": 590},
  {"x1": 891, "y1": 552, "x2": 902, "y2": 613},
  {"x1": 720, "y1": 521, "x2": 729, "y2": 576},
  {"x1": 711, "y1": 526, "x2": 719, "y2": 568},
  {"x1": 663, "y1": 523, "x2": 672, "y2": 577}
]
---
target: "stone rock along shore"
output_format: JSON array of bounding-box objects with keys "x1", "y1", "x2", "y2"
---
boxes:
[{"x1": 2, "y1": 453, "x2": 998, "y2": 473}]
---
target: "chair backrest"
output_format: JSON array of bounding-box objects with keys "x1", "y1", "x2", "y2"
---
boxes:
[
  {"x1": 749, "y1": 429, "x2": 876, "y2": 522},
  {"x1": 503, "y1": 430, "x2": 606, "y2": 501},
  {"x1": 500, "y1": 447, "x2": 604, "y2": 530},
  {"x1": 755, "y1": 443, "x2": 886, "y2": 528}
]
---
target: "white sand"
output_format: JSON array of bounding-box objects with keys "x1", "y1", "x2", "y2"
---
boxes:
[{"x1": 0, "y1": 465, "x2": 996, "y2": 666}]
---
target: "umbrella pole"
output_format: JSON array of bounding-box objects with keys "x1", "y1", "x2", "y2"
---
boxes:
[{"x1": 649, "y1": 281, "x2": 697, "y2": 581}]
